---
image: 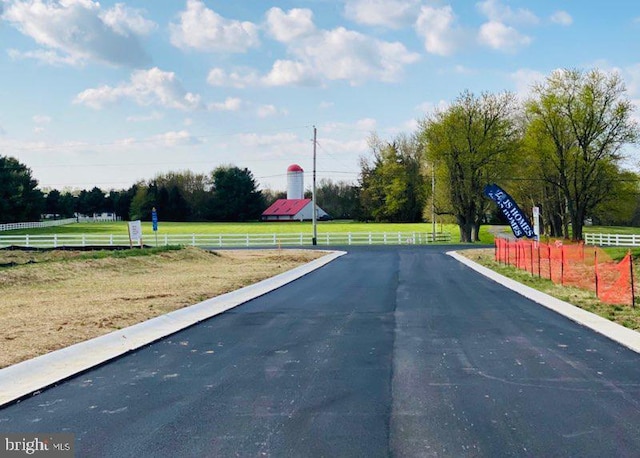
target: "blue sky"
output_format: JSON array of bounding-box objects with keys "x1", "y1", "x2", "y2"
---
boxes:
[{"x1": 1, "y1": 0, "x2": 639, "y2": 192}]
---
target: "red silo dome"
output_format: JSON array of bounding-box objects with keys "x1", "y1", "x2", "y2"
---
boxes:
[{"x1": 287, "y1": 164, "x2": 304, "y2": 172}]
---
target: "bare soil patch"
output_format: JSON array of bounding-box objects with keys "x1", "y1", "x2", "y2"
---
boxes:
[{"x1": 0, "y1": 247, "x2": 323, "y2": 368}]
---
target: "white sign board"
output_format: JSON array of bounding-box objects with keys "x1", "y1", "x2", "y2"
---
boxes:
[
  {"x1": 128, "y1": 220, "x2": 143, "y2": 246},
  {"x1": 532, "y1": 206, "x2": 540, "y2": 240}
]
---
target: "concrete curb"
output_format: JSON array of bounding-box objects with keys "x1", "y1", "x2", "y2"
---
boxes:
[
  {"x1": 448, "y1": 251, "x2": 640, "y2": 355},
  {"x1": 0, "y1": 250, "x2": 347, "y2": 408}
]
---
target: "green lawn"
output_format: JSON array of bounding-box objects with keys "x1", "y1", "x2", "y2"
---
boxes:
[{"x1": 3, "y1": 220, "x2": 466, "y2": 238}]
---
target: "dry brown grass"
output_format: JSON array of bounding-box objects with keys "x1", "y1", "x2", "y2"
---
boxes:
[
  {"x1": 459, "y1": 248, "x2": 640, "y2": 331},
  {"x1": 0, "y1": 248, "x2": 323, "y2": 368}
]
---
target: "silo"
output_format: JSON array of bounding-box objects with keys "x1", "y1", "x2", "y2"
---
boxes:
[{"x1": 287, "y1": 164, "x2": 304, "y2": 199}]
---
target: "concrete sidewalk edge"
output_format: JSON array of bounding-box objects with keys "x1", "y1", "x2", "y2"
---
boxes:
[
  {"x1": 448, "y1": 251, "x2": 640, "y2": 355},
  {"x1": 0, "y1": 250, "x2": 347, "y2": 408}
]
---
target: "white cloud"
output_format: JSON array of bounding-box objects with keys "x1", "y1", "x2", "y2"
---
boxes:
[
  {"x1": 8, "y1": 48, "x2": 79, "y2": 65},
  {"x1": 319, "y1": 101, "x2": 334, "y2": 109},
  {"x1": 416, "y1": 100, "x2": 450, "y2": 114},
  {"x1": 344, "y1": 0, "x2": 421, "y2": 29},
  {"x1": 32, "y1": 114, "x2": 51, "y2": 124},
  {"x1": 477, "y1": 0, "x2": 539, "y2": 25},
  {"x1": 256, "y1": 105, "x2": 285, "y2": 118},
  {"x1": 415, "y1": 5, "x2": 462, "y2": 56},
  {"x1": 209, "y1": 16, "x2": 419, "y2": 87},
  {"x1": 153, "y1": 130, "x2": 202, "y2": 147},
  {"x1": 265, "y1": 7, "x2": 315, "y2": 42},
  {"x1": 262, "y1": 60, "x2": 321, "y2": 87},
  {"x1": 2, "y1": 0, "x2": 152, "y2": 67},
  {"x1": 551, "y1": 11, "x2": 573, "y2": 26},
  {"x1": 478, "y1": 21, "x2": 531, "y2": 52},
  {"x1": 509, "y1": 68, "x2": 546, "y2": 98},
  {"x1": 126, "y1": 111, "x2": 164, "y2": 123},
  {"x1": 170, "y1": 0, "x2": 259, "y2": 53},
  {"x1": 206, "y1": 67, "x2": 260, "y2": 88},
  {"x1": 74, "y1": 67, "x2": 202, "y2": 111},
  {"x1": 284, "y1": 26, "x2": 420, "y2": 85},
  {"x1": 208, "y1": 97, "x2": 244, "y2": 112},
  {"x1": 101, "y1": 3, "x2": 157, "y2": 36}
]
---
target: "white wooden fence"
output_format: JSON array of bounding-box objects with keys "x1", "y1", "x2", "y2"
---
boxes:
[
  {"x1": 0, "y1": 231, "x2": 451, "y2": 248},
  {"x1": 0, "y1": 218, "x2": 77, "y2": 232},
  {"x1": 584, "y1": 232, "x2": 640, "y2": 247}
]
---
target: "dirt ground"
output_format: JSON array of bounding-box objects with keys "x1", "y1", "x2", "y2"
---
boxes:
[{"x1": 0, "y1": 247, "x2": 324, "y2": 368}]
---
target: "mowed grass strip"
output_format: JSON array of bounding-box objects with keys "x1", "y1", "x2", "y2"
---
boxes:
[
  {"x1": 2, "y1": 221, "x2": 459, "y2": 237},
  {"x1": 459, "y1": 248, "x2": 640, "y2": 331},
  {"x1": 0, "y1": 247, "x2": 323, "y2": 368}
]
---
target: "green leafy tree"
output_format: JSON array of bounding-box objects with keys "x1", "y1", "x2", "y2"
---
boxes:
[
  {"x1": 0, "y1": 156, "x2": 44, "y2": 223},
  {"x1": 420, "y1": 91, "x2": 521, "y2": 242},
  {"x1": 208, "y1": 166, "x2": 265, "y2": 221},
  {"x1": 316, "y1": 179, "x2": 359, "y2": 220},
  {"x1": 358, "y1": 134, "x2": 426, "y2": 222},
  {"x1": 525, "y1": 69, "x2": 638, "y2": 240}
]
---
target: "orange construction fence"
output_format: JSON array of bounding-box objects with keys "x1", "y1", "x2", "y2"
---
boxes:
[{"x1": 494, "y1": 238, "x2": 635, "y2": 306}]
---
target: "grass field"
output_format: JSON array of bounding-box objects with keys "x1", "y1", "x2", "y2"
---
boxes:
[{"x1": 3, "y1": 220, "x2": 468, "y2": 239}]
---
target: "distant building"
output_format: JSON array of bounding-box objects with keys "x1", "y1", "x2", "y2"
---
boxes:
[{"x1": 261, "y1": 164, "x2": 329, "y2": 222}]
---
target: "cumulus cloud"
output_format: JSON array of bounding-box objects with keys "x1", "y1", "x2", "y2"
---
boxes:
[
  {"x1": 478, "y1": 21, "x2": 531, "y2": 52},
  {"x1": 509, "y1": 68, "x2": 546, "y2": 98},
  {"x1": 2, "y1": 0, "x2": 154, "y2": 67},
  {"x1": 74, "y1": 67, "x2": 202, "y2": 110},
  {"x1": 101, "y1": 3, "x2": 157, "y2": 36},
  {"x1": 551, "y1": 11, "x2": 573, "y2": 26},
  {"x1": 210, "y1": 8, "x2": 419, "y2": 87},
  {"x1": 476, "y1": 0, "x2": 535, "y2": 52},
  {"x1": 477, "y1": 0, "x2": 539, "y2": 25},
  {"x1": 265, "y1": 7, "x2": 315, "y2": 42},
  {"x1": 256, "y1": 104, "x2": 287, "y2": 118},
  {"x1": 343, "y1": 0, "x2": 421, "y2": 29},
  {"x1": 207, "y1": 97, "x2": 244, "y2": 112},
  {"x1": 153, "y1": 130, "x2": 202, "y2": 147},
  {"x1": 415, "y1": 5, "x2": 462, "y2": 56},
  {"x1": 170, "y1": 0, "x2": 259, "y2": 53}
]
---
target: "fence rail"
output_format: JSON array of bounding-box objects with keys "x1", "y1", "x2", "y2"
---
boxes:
[
  {"x1": 0, "y1": 231, "x2": 452, "y2": 249},
  {"x1": 0, "y1": 218, "x2": 77, "y2": 232},
  {"x1": 584, "y1": 233, "x2": 640, "y2": 247}
]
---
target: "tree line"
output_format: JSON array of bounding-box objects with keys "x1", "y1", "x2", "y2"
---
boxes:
[{"x1": 2, "y1": 68, "x2": 638, "y2": 241}]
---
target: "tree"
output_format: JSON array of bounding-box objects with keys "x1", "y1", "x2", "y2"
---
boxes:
[
  {"x1": 316, "y1": 179, "x2": 359, "y2": 220},
  {"x1": 420, "y1": 91, "x2": 521, "y2": 242},
  {"x1": 45, "y1": 189, "x2": 62, "y2": 218},
  {"x1": 0, "y1": 156, "x2": 44, "y2": 223},
  {"x1": 358, "y1": 134, "x2": 427, "y2": 222},
  {"x1": 208, "y1": 166, "x2": 265, "y2": 221},
  {"x1": 525, "y1": 69, "x2": 638, "y2": 240}
]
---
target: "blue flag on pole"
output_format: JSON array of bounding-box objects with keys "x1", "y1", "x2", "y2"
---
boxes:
[{"x1": 483, "y1": 184, "x2": 535, "y2": 239}]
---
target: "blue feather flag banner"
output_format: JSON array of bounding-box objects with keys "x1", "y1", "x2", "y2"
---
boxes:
[{"x1": 484, "y1": 184, "x2": 536, "y2": 239}]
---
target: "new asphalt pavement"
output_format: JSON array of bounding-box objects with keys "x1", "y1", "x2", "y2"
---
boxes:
[{"x1": 1, "y1": 245, "x2": 640, "y2": 457}]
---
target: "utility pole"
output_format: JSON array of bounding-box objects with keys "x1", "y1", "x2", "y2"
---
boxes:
[
  {"x1": 431, "y1": 162, "x2": 436, "y2": 243},
  {"x1": 312, "y1": 126, "x2": 317, "y2": 246}
]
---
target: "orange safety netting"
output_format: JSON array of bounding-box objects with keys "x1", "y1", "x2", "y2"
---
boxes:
[{"x1": 494, "y1": 238, "x2": 635, "y2": 306}]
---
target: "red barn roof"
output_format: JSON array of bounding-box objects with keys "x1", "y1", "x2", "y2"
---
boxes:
[{"x1": 262, "y1": 198, "x2": 311, "y2": 216}]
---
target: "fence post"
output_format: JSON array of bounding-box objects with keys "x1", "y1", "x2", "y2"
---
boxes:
[
  {"x1": 192, "y1": 234, "x2": 196, "y2": 246},
  {"x1": 82, "y1": 234, "x2": 86, "y2": 247},
  {"x1": 630, "y1": 250, "x2": 635, "y2": 308},
  {"x1": 54, "y1": 234, "x2": 58, "y2": 248},
  {"x1": 348, "y1": 233, "x2": 352, "y2": 245}
]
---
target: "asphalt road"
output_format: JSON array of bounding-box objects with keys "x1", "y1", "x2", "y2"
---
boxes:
[{"x1": 1, "y1": 246, "x2": 640, "y2": 457}]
